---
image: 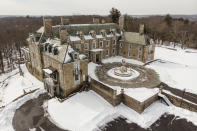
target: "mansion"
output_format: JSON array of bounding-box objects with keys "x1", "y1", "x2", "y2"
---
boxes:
[{"x1": 22, "y1": 17, "x2": 155, "y2": 100}]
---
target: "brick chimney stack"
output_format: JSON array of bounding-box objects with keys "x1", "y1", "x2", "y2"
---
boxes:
[
  {"x1": 139, "y1": 24, "x2": 145, "y2": 35},
  {"x1": 59, "y1": 29, "x2": 69, "y2": 44},
  {"x1": 43, "y1": 18, "x2": 52, "y2": 37}
]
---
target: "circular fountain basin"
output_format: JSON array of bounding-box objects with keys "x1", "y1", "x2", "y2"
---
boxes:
[{"x1": 107, "y1": 67, "x2": 140, "y2": 81}]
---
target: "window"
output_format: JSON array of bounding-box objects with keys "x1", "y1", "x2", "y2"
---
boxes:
[
  {"x1": 74, "y1": 64, "x2": 79, "y2": 81},
  {"x1": 99, "y1": 41, "x2": 103, "y2": 48},
  {"x1": 120, "y1": 43, "x2": 123, "y2": 48},
  {"x1": 128, "y1": 52, "x2": 131, "y2": 57},
  {"x1": 106, "y1": 49, "x2": 109, "y2": 56},
  {"x1": 138, "y1": 54, "x2": 141, "y2": 59},
  {"x1": 139, "y1": 47, "x2": 142, "y2": 51},
  {"x1": 92, "y1": 40, "x2": 96, "y2": 49},
  {"x1": 76, "y1": 44, "x2": 81, "y2": 50},
  {"x1": 119, "y1": 49, "x2": 122, "y2": 55},
  {"x1": 106, "y1": 40, "x2": 110, "y2": 47},
  {"x1": 74, "y1": 54, "x2": 78, "y2": 59},
  {"x1": 112, "y1": 48, "x2": 115, "y2": 55},
  {"x1": 84, "y1": 43, "x2": 89, "y2": 50},
  {"x1": 113, "y1": 39, "x2": 116, "y2": 45},
  {"x1": 129, "y1": 44, "x2": 132, "y2": 49}
]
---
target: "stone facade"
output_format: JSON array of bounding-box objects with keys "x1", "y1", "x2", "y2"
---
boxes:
[{"x1": 24, "y1": 17, "x2": 155, "y2": 102}]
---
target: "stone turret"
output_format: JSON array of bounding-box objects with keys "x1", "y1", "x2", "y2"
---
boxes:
[
  {"x1": 61, "y1": 17, "x2": 70, "y2": 25},
  {"x1": 43, "y1": 18, "x2": 52, "y2": 37}
]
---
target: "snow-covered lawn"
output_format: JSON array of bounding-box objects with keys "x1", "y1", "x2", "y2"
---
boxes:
[
  {"x1": 147, "y1": 46, "x2": 197, "y2": 94},
  {"x1": 47, "y1": 90, "x2": 197, "y2": 131},
  {"x1": 102, "y1": 56, "x2": 143, "y2": 66},
  {"x1": 0, "y1": 89, "x2": 46, "y2": 131},
  {"x1": 0, "y1": 64, "x2": 43, "y2": 107}
]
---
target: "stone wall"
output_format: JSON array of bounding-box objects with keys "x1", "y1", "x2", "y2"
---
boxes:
[
  {"x1": 123, "y1": 93, "x2": 158, "y2": 113},
  {"x1": 162, "y1": 92, "x2": 197, "y2": 112},
  {"x1": 90, "y1": 78, "x2": 121, "y2": 106}
]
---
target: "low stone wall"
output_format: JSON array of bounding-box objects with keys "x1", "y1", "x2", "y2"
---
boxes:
[
  {"x1": 123, "y1": 93, "x2": 158, "y2": 113},
  {"x1": 162, "y1": 92, "x2": 197, "y2": 112},
  {"x1": 90, "y1": 78, "x2": 121, "y2": 106}
]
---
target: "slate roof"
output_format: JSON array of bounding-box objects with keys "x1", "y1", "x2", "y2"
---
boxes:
[
  {"x1": 52, "y1": 23, "x2": 120, "y2": 37},
  {"x1": 123, "y1": 32, "x2": 150, "y2": 45}
]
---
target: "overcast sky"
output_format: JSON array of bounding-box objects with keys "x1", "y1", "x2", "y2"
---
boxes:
[{"x1": 0, "y1": 0, "x2": 196, "y2": 15}]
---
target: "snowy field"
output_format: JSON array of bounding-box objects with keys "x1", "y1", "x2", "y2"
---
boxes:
[
  {"x1": 47, "y1": 90, "x2": 197, "y2": 131},
  {"x1": 147, "y1": 46, "x2": 197, "y2": 94},
  {"x1": 0, "y1": 64, "x2": 43, "y2": 107}
]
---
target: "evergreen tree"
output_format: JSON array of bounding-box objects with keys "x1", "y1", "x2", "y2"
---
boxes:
[
  {"x1": 164, "y1": 14, "x2": 173, "y2": 26},
  {"x1": 109, "y1": 7, "x2": 121, "y2": 24}
]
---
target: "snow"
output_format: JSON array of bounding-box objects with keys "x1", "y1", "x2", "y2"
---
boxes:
[
  {"x1": 47, "y1": 90, "x2": 197, "y2": 130},
  {"x1": 69, "y1": 36, "x2": 81, "y2": 41},
  {"x1": 84, "y1": 35, "x2": 93, "y2": 40},
  {"x1": 0, "y1": 64, "x2": 43, "y2": 107},
  {"x1": 107, "y1": 67, "x2": 140, "y2": 81},
  {"x1": 163, "y1": 90, "x2": 197, "y2": 106},
  {"x1": 45, "y1": 78, "x2": 54, "y2": 86},
  {"x1": 88, "y1": 62, "x2": 122, "y2": 94},
  {"x1": 47, "y1": 90, "x2": 167, "y2": 131},
  {"x1": 154, "y1": 46, "x2": 197, "y2": 67},
  {"x1": 79, "y1": 54, "x2": 86, "y2": 60},
  {"x1": 124, "y1": 88, "x2": 159, "y2": 102},
  {"x1": 43, "y1": 68, "x2": 53, "y2": 74},
  {"x1": 96, "y1": 35, "x2": 103, "y2": 39},
  {"x1": 90, "y1": 48, "x2": 103, "y2": 52},
  {"x1": 102, "y1": 56, "x2": 144, "y2": 66},
  {"x1": 147, "y1": 46, "x2": 197, "y2": 94},
  {"x1": 158, "y1": 93, "x2": 173, "y2": 106},
  {"x1": 64, "y1": 45, "x2": 75, "y2": 63},
  {"x1": 0, "y1": 89, "x2": 46, "y2": 131}
]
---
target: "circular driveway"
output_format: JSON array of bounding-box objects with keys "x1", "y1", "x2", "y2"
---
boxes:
[{"x1": 96, "y1": 62, "x2": 160, "y2": 88}]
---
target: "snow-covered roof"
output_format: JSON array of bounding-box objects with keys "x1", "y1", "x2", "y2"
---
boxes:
[
  {"x1": 96, "y1": 35, "x2": 103, "y2": 39},
  {"x1": 70, "y1": 36, "x2": 81, "y2": 42},
  {"x1": 36, "y1": 26, "x2": 44, "y2": 33},
  {"x1": 106, "y1": 34, "x2": 114, "y2": 37},
  {"x1": 84, "y1": 35, "x2": 93, "y2": 40},
  {"x1": 43, "y1": 68, "x2": 53, "y2": 74},
  {"x1": 90, "y1": 49, "x2": 103, "y2": 52},
  {"x1": 79, "y1": 54, "x2": 87, "y2": 60},
  {"x1": 124, "y1": 88, "x2": 159, "y2": 102},
  {"x1": 64, "y1": 45, "x2": 75, "y2": 63}
]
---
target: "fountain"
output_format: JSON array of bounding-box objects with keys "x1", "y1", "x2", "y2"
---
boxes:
[
  {"x1": 107, "y1": 59, "x2": 140, "y2": 80},
  {"x1": 114, "y1": 59, "x2": 133, "y2": 77}
]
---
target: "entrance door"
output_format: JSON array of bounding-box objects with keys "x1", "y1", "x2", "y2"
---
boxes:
[{"x1": 96, "y1": 54, "x2": 100, "y2": 63}]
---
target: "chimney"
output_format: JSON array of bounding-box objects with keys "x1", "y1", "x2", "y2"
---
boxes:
[
  {"x1": 43, "y1": 18, "x2": 52, "y2": 37},
  {"x1": 61, "y1": 17, "x2": 70, "y2": 25},
  {"x1": 119, "y1": 15, "x2": 125, "y2": 30},
  {"x1": 139, "y1": 24, "x2": 145, "y2": 35},
  {"x1": 93, "y1": 17, "x2": 100, "y2": 24},
  {"x1": 59, "y1": 29, "x2": 69, "y2": 44}
]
